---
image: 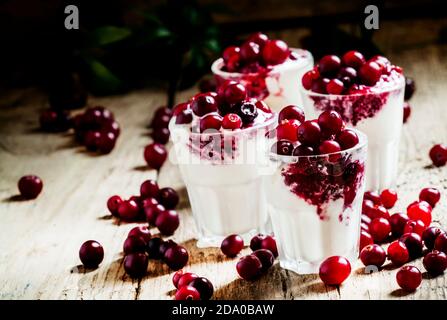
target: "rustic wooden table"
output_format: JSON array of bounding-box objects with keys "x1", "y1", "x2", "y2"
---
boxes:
[{"x1": 1, "y1": 25, "x2": 447, "y2": 300}]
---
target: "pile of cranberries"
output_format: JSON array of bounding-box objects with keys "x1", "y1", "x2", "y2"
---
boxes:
[
  {"x1": 221, "y1": 32, "x2": 295, "y2": 73},
  {"x1": 172, "y1": 270, "x2": 214, "y2": 300},
  {"x1": 359, "y1": 187, "x2": 446, "y2": 292},
  {"x1": 149, "y1": 106, "x2": 173, "y2": 145}
]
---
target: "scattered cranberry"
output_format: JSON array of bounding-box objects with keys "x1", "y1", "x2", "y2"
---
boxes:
[
  {"x1": 360, "y1": 244, "x2": 386, "y2": 267},
  {"x1": 423, "y1": 250, "x2": 447, "y2": 275},
  {"x1": 248, "y1": 32, "x2": 268, "y2": 48},
  {"x1": 236, "y1": 255, "x2": 263, "y2": 280},
  {"x1": 364, "y1": 191, "x2": 381, "y2": 205},
  {"x1": 359, "y1": 61, "x2": 382, "y2": 86},
  {"x1": 175, "y1": 109, "x2": 193, "y2": 125},
  {"x1": 79, "y1": 240, "x2": 104, "y2": 268},
  {"x1": 407, "y1": 201, "x2": 432, "y2": 226},
  {"x1": 172, "y1": 270, "x2": 184, "y2": 288},
  {"x1": 403, "y1": 220, "x2": 426, "y2": 237},
  {"x1": 342, "y1": 51, "x2": 365, "y2": 69},
  {"x1": 191, "y1": 93, "x2": 218, "y2": 117},
  {"x1": 318, "y1": 110, "x2": 343, "y2": 135},
  {"x1": 107, "y1": 195, "x2": 123, "y2": 217},
  {"x1": 319, "y1": 256, "x2": 351, "y2": 286},
  {"x1": 40, "y1": 109, "x2": 71, "y2": 132},
  {"x1": 403, "y1": 102, "x2": 411, "y2": 123},
  {"x1": 367, "y1": 205, "x2": 390, "y2": 221},
  {"x1": 164, "y1": 245, "x2": 188, "y2": 270},
  {"x1": 123, "y1": 236, "x2": 147, "y2": 255},
  {"x1": 422, "y1": 226, "x2": 445, "y2": 250},
  {"x1": 222, "y1": 113, "x2": 243, "y2": 130},
  {"x1": 389, "y1": 213, "x2": 410, "y2": 237},
  {"x1": 155, "y1": 210, "x2": 179, "y2": 235},
  {"x1": 278, "y1": 105, "x2": 305, "y2": 123},
  {"x1": 262, "y1": 40, "x2": 289, "y2": 65},
  {"x1": 400, "y1": 232, "x2": 423, "y2": 259},
  {"x1": 124, "y1": 252, "x2": 148, "y2": 278},
  {"x1": 419, "y1": 187, "x2": 441, "y2": 208},
  {"x1": 189, "y1": 277, "x2": 214, "y2": 300},
  {"x1": 335, "y1": 129, "x2": 359, "y2": 150},
  {"x1": 118, "y1": 200, "x2": 140, "y2": 221},
  {"x1": 362, "y1": 199, "x2": 375, "y2": 216},
  {"x1": 18, "y1": 175, "x2": 43, "y2": 199},
  {"x1": 434, "y1": 233, "x2": 447, "y2": 254},
  {"x1": 159, "y1": 239, "x2": 177, "y2": 258},
  {"x1": 151, "y1": 127, "x2": 170, "y2": 145},
  {"x1": 297, "y1": 120, "x2": 321, "y2": 146},
  {"x1": 404, "y1": 77, "x2": 416, "y2": 100},
  {"x1": 175, "y1": 286, "x2": 200, "y2": 300},
  {"x1": 147, "y1": 237, "x2": 164, "y2": 259},
  {"x1": 144, "y1": 143, "x2": 167, "y2": 170},
  {"x1": 221, "y1": 234, "x2": 244, "y2": 257},
  {"x1": 102, "y1": 120, "x2": 120, "y2": 137},
  {"x1": 252, "y1": 249, "x2": 275, "y2": 272},
  {"x1": 387, "y1": 240, "x2": 409, "y2": 266},
  {"x1": 318, "y1": 55, "x2": 341, "y2": 76},
  {"x1": 260, "y1": 235, "x2": 278, "y2": 257},
  {"x1": 145, "y1": 203, "x2": 165, "y2": 226},
  {"x1": 177, "y1": 272, "x2": 199, "y2": 289},
  {"x1": 140, "y1": 180, "x2": 159, "y2": 199},
  {"x1": 276, "y1": 119, "x2": 300, "y2": 142},
  {"x1": 360, "y1": 230, "x2": 374, "y2": 251},
  {"x1": 271, "y1": 140, "x2": 294, "y2": 156},
  {"x1": 380, "y1": 189, "x2": 398, "y2": 209},
  {"x1": 249, "y1": 234, "x2": 266, "y2": 251},
  {"x1": 396, "y1": 266, "x2": 422, "y2": 292},
  {"x1": 158, "y1": 187, "x2": 179, "y2": 209},
  {"x1": 128, "y1": 226, "x2": 151, "y2": 244},
  {"x1": 429, "y1": 144, "x2": 447, "y2": 167}
]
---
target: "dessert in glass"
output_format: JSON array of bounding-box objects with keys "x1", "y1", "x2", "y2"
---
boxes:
[
  {"x1": 300, "y1": 51, "x2": 405, "y2": 191},
  {"x1": 265, "y1": 106, "x2": 368, "y2": 274},
  {"x1": 169, "y1": 81, "x2": 276, "y2": 247},
  {"x1": 211, "y1": 32, "x2": 313, "y2": 111}
]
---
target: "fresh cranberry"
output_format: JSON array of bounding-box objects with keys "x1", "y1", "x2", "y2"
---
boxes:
[
  {"x1": 396, "y1": 266, "x2": 422, "y2": 291},
  {"x1": 361, "y1": 222, "x2": 370, "y2": 232},
  {"x1": 400, "y1": 232, "x2": 423, "y2": 259},
  {"x1": 429, "y1": 144, "x2": 447, "y2": 167},
  {"x1": 255, "y1": 100, "x2": 272, "y2": 113},
  {"x1": 175, "y1": 109, "x2": 193, "y2": 125},
  {"x1": 40, "y1": 109, "x2": 71, "y2": 132},
  {"x1": 310, "y1": 78, "x2": 328, "y2": 94},
  {"x1": 158, "y1": 187, "x2": 179, "y2": 209},
  {"x1": 123, "y1": 236, "x2": 147, "y2": 255},
  {"x1": 297, "y1": 120, "x2": 321, "y2": 146},
  {"x1": 403, "y1": 220, "x2": 426, "y2": 237},
  {"x1": 140, "y1": 180, "x2": 159, "y2": 199},
  {"x1": 236, "y1": 101, "x2": 258, "y2": 124},
  {"x1": 177, "y1": 273, "x2": 199, "y2": 289},
  {"x1": 146, "y1": 237, "x2": 164, "y2": 259},
  {"x1": 360, "y1": 230, "x2": 374, "y2": 252},
  {"x1": 155, "y1": 210, "x2": 179, "y2": 235},
  {"x1": 152, "y1": 114, "x2": 171, "y2": 130},
  {"x1": 434, "y1": 233, "x2": 447, "y2": 254},
  {"x1": 404, "y1": 77, "x2": 416, "y2": 100},
  {"x1": 236, "y1": 255, "x2": 263, "y2": 280},
  {"x1": 419, "y1": 187, "x2": 441, "y2": 207},
  {"x1": 117, "y1": 200, "x2": 140, "y2": 221},
  {"x1": 172, "y1": 270, "x2": 184, "y2": 288},
  {"x1": 364, "y1": 191, "x2": 381, "y2": 204},
  {"x1": 360, "y1": 244, "x2": 386, "y2": 267},
  {"x1": 260, "y1": 235, "x2": 278, "y2": 257},
  {"x1": 200, "y1": 114, "x2": 222, "y2": 133},
  {"x1": 189, "y1": 277, "x2": 214, "y2": 300},
  {"x1": 318, "y1": 55, "x2": 341, "y2": 76},
  {"x1": 191, "y1": 93, "x2": 218, "y2": 117},
  {"x1": 151, "y1": 127, "x2": 170, "y2": 145},
  {"x1": 79, "y1": 240, "x2": 104, "y2": 268},
  {"x1": 128, "y1": 226, "x2": 151, "y2": 244},
  {"x1": 319, "y1": 256, "x2": 351, "y2": 285},
  {"x1": 326, "y1": 79, "x2": 344, "y2": 94},
  {"x1": 271, "y1": 140, "x2": 293, "y2": 156},
  {"x1": 18, "y1": 175, "x2": 43, "y2": 199},
  {"x1": 175, "y1": 286, "x2": 200, "y2": 300},
  {"x1": 252, "y1": 249, "x2": 275, "y2": 272},
  {"x1": 144, "y1": 143, "x2": 167, "y2": 170},
  {"x1": 276, "y1": 119, "x2": 300, "y2": 142},
  {"x1": 97, "y1": 131, "x2": 116, "y2": 153},
  {"x1": 362, "y1": 199, "x2": 375, "y2": 216},
  {"x1": 403, "y1": 102, "x2": 411, "y2": 123},
  {"x1": 222, "y1": 113, "x2": 243, "y2": 130},
  {"x1": 223, "y1": 46, "x2": 240, "y2": 64},
  {"x1": 423, "y1": 250, "x2": 447, "y2": 275},
  {"x1": 107, "y1": 195, "x2": 122, "y2": 217},
  {"x1": 422, "y1": 227, "x2": 445, "y2": 250},
  {"x1": 318, "y1": 140, "x2": 341, "y2": 156},
  {"x1": 240, "y1": 41, "x2": 260, "y2": 63},
  {"x1": 84, "y1": 131, "x2": 101, "y2": 151},
  {"x1": 359, "y1": 61, "x2": 382, "y2": 86},
  {"x1": 318, "y1": 110, "x2": 343, "y2": 135},
  {"x1": 262, "y1": 40, "x2": 289, "y2": 65},
  {"x1": 370, "y1": 55, "x2": 390, "y2": 69},
  {"x1": 145, "y1": 203, "x2": 165, "y2": 225},
  {"x1": 407, "y1": 201, "x2": 432, "y2": 226},
  {"x1": 124, "y1": 252, "x2": 148, "y2": 278},
  {"x1": 292, "y1": 145, "x2": 314, "y2": 156},
  {"x1": 338, "y1": 66, "x2": 357, "y2": 81},
  {"x1": 301, "y1": 69, "x2": 319, "y2": 90},
  {"x1": 249, "y1": 234, "x2": 266, "y2": 251},
  {"x1": 164, "y1": 245, "x2": 189, "y2": 271},
  {"x1": 390, "y1": 213, "x2": 410, "y2": 237},
  {"x1": 220, "y1": 234, "x2": 244, "y2": 257},
  {"x1": 223, "y1": 82, "x2": 247, "y2": 105},
  {"x1": 342, "y1": 51, "x2": 365, "y2": 69},
  {"x1": 335, "y1": 129, "x2": 359, "y2": 150},
  {"x1": 278, "y1": 105, "x2": 305, "y2": 123},
  {"x1": 387, "y1": 240, "x2": 409, "y2": 266},
  {"x1": 379, "y1": 189, "x2": 398, "y2": 209},
  {"x1": 173, "y1": 102, "x2": 190, "y2": 116},
  {"x1": 361, "y1": 214, "x2": 371, "y2": 225},
  {"x1": 248, "y1": 32, "x2": 268, "y2": 48},
  {"x1": 367, "y1": 205, "x2": 390, "y2": 221}
]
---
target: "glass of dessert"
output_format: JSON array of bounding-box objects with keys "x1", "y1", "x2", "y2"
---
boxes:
[
  {"x1": 211, "y1": 32, "x2": 313, "y2": 112},
  {"x1": 265, "y1": 106, "x2": 368, "y2": 274},
  {"x1": 169, "y1": 81, "x2": 276, "y2": 247},
  {"x1": 300, "y1": 51, "x2": 405, "y2": 191}
]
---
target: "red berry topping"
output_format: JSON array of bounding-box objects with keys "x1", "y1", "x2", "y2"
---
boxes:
[
  {"x1": 18, "y1": 175, "x2": 43, "y2": 199},
  {"x1": 400, "y1": 232, "x2": 423, "y2": 259},
  {"x1": 389, "y1": 213, "x2": 410, "y2": 237},
  {"x1": 297, "y1": 120, "x2": 321, "y2": 146},
  {"x1": 236, "y1": 255, "x2": 263, "y2": 280},
  {"x1": 278, "y1": 105, "x2": 305, "y2": 123},
  {"x1": 123, "y1": 236, "x2": 147, "y2": 255},
  {"x1": 422, "y1": 226, "x2": 445, "y2": 250},
  {"x1": 140, "y1": 179, "x2": 159, "y2": 199},
  {"x1": 423, "y1": 250, "x2": 447, "y2": 275},
  {"x1": 144, "y1": 143, "x2": 167, "y2": 170},
  {"x1": 248, "y1": 32, "x2": 268, "y2": 47},
  {"x1": 124, "y1": 252, "x2": 149, "y2": 278},
  {"x1": 419, "y1": 187, "x2": 441, "y2": 208},
  {"x1": 221, "y1": 234, "x2": 244, "y2": 257},
  {"x1": 380, "y1": 189, "x2": 398, "y2": 209},
  {"x1": 335, "y1": 129, "x2": 359, "y2": 150},
  {"x1": 434, "y1": 233, "x2": 447, "y2": 254},
  {"x1": 342, "y1": 51, "x2": 365, "y2": 69},
  {"x1": 396, "y1": 266, "x2": 422, "y2": 292},
  {"x1": 359, "y1": 61, "x2": 382, "y2": 86},
  {"x1": 318, "y1": 110, "x2": 343, "y2": 135},
  {"x1": 223, "y1": 82, "x2": 247, "y2": 105},
  {"x1": 155, "y1": 210, "x2": 179, "y2": 236},
  {"x1": 164, "y1": 245, "x2": 189, "y2": 271},
  {"x1": 79, "y1": 240, "x2": 104, "y2": 268},
  {"x1": 200, "y1": 114, "x2": 223, "y2": 133},
  {"x1": 189, "y1": 277, "x2": 214, "y2": 300},
  {"x1": 223, "y1": 46, "x2": 240, "y2": 64},
  {"x1": 252, "y1": 249, "x2": 275, "y2": 272},
  {"x1": 403, "y1": 220, "x2": 426, "y2": 237},
  {"x1": 107, "y1": 195, "x2": 123, "y2": 217},
  {"x1": 118, "y1": 200, "x2": 140, "y2": 221},
  {"x1": 175, "y1": 109, "x2": 193, "y2": 125},
  {"x1": 172, "y1": 270, "x2": 184, "y2": 288},
  {"x1": 276, "y1": 119, "x2": 300, "y2": 142},
  {"x1": 262, "y1": 40, "x2": 289, "y2": 65},
  {"x1": 172, "y1": 102, "x2": 190, "y2": 116},
  {"x1": 387, "y1": 240, "x2": 409, "y2": 266},
  {"x1": 326, "y1": 78, "x2": 344, "y2": 94},
  {"x1": 271, "y1": 140, "x2": 294, "y2": 156},
  {"x1": 240, "y1": 41, "x2": 260, "y2": 63},
  {"x1": 292, "y1": 145, "x2": 314, "y2": 156},
  {"x1": 175, "y1": 286, "x2": 200, "y2": 300},
  {"x1": 360, "y1": 230, "x2": 374, "y2": 252},
  {"x1": 429, "y1": 144, "x2": 447, "y2": 167},
  {"x1": 407, "y1": 201, "x2": 432, "y2": 226},
  {"x1": 222, "y1": 113, "x2": 243, "y2": 130},
  {"x1": 191, "y1": 93, "x2": 218, "y2": 117},
  {"x1": 318, "y1": 55, "x2": 341, "y2": 76},
  {"x1": 302, "y1": 69, "x2": 319, "y2": 90},
  {"x1": 360, "y1": 244, "x2": 386, "y2": 267},
  {"x1": 318, "y1": 256, "x2": 351, "y2": 286},
  {"x1": 318, "y1": 140, "x2": 341, "y2": 155}
]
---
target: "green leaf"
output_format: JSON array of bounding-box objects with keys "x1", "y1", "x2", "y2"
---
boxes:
[
  {"x1": 85, "y1": 59, "x2": 121, "y2": 94},
  {"x1": 203, "y1": 38, "x2": 220, "y2": 53},
  {"x1": 92, "y1": 26, "x2": 132, "y2": 46}
]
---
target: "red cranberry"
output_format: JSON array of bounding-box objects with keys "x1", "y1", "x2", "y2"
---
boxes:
[
  {"x1": 423, "y1": 227, "x2": 445, "y2": 250},
  {"x1": 360, "y1": 230, "x2": 374, "y2": 252},
  {"x1": 326, "y1": 79, "x2": 344, "y2": 94},
  {"x1": 429, "y1": 144, "x2": 447, "y2": 167},
  {"x1": 107, "y1": 195, "x2": 122, "y2": 217},
  {"x1": 18, "y1": 175, "x2": 43, "y2": 199},
  {"x1": 236, "y1": 101, "x2": 258, "y2": 124},
  {"x1": 336, "y1": 129, "x2": 359, "y2": 150},
  {"x1": 191, "y1": 93, "x2": 218, "y2": 117},
  {"x1": 172, "y1": 270, "x2": 184, "y2": 288},
  {"x1": 396, "y1": 266, "x2": 422, "y2": 291},
  {"x1": 164, "y1": 245, "x2": 189, "y2": 271},
  {"x1": 124, "y1": 252, "x2": 148, "y2": 278},
  {"x1": 175, "y1": 109, "x2": 193, "y2": 125},
  {"x1": 254, "y1": 100, "x2": 272, "y2": 114},
  {"x1": 101, "y1": 120, "x2": 120, "y2": 137},
  {"x1": 362, "y1": 199, "x2": 375, "y2": 216},
  {"x1": 276, "y1": 119, "x2": 300, "y2": 142},
  {"x1": 400, "y1": 232, "x2": 423, "y2": 259},
  {"x1": 152, "y1": 114, "x2": 171, "y2": 130},
  {"x1": 144, "y1": 143, "x2": 167, "y2": 170},
  {"x1": 278, "y1": 105, "x2": 305, "y2": 123},
  {"x1": 152, "y1": 106, "x2": 172, "y2": 121},
  {"x1": 248, "y1": 32, "x2": 268, "y2": 48},
  {"x1": 292, "y1": 145, "x2": 314, "y2": 156},
  {"x1": 260, "y1": 235, "x2": 278, "y2": 257},
  {"x1": 221, "y1": 234, "x2": 244, "y2": 257},
  {"x1": 319, "y1": 256, "x2": 351, "y2": 285},
  {"x1": 252, "y1": 249, "x2": 275, "y2": 272},
  {"x1": 338, "y1": 66, "x2": 357, "y2": 81},
  {"x1": 403, "y1": 102, "x2": 411, "y2": 123},
  {"x1": 390, "y1": 213, "x2": 410, "y2": 237},
  {"x1": 155, "y1": 210, "x2": 179, "y2": 235},
  {"x1": 419, "y1": 187, "x2": 441, "y2": 208},
  {"x1": 223, "y1": 82, "x2": 247, "y2": 105},
  {"x1": 189, "y1": 277, "x2": 214, "y2": 300},
  {"x1": 158, "y1": 187, "x2": 179, "y2": 209},
  {"x1": 342, "y1": 51, "x2": 365, "y2": 69},
  {"x1": 297, "y1": 120, "x2": 321, "y2": 146},
  {"x1": 262, "y1": 40, "x2": 289, "y2": 65},
  {"x1": 318, "y1": 140, "x2": 341, "y2": 156},
  {"x1": 310, "y1": 78, "x2": 328, "y2": 94},
  {"x1": 175, "y1": 286, "x2": 200, "y2": 300},
  {"x1": 128, "y1": 226, "x2": 151, "y2": 244},
  {"x1": 302, "y1": 69, "x2": 319, "y2": 90},
  {"x1": 404, "y1": 77, "x2": 416, "y2": 101},
  {"x1": 223, "y1": 46, "x2": 240, "y2": 64},
  {"x1": 318, "y1": 55, "x2": 342, "y2": 76},
  {"x1": 118, "y1": 200, "x2": 140, "y2": 221},
  {"x1": 367, "y1": 205, "x2": 390, "y2": 221},
  {"x1": 318, "y1": 110, "x2": 343, "y2": 135},
  {"x1": 222, "y1": 113, "x2": 242, "y2": 130},
  {"x1": 407, "y1": 201, "x2": 432, "y2": 226},
  {"x1": 271, "y1": 140, "x2": 294, "y2": 156},
  {"x1": 140, "y1": 180, "x2": 159, "y2": 199},
  {"x1": 84, "y1": 131, "x2": 101, "y2": 151},
  {"x1": 145, "y1": 203, "x2": 165, "y2": 225},
  {"x1": 200, "y1": 114, "x2": 222, "y2": 133},
  {"x1": 236, "y1": 255, "x2": 263, "y2": 280},
  {"x1": 151, "y1": 127, "x2": 170, "y2": 145},
  {"x1": 97, "y1": 131, "x2": 117, "y2": 153},
  {"x1": 403, "y1": 220, "x2": 426, "y2": 237},
  {"x1": 423, "y1": 250, "x2": 447, "y2": 275},
  {"x1": 380, "y1": 189, "x2": 398, "y2": 209},
  {"x1": 360, "y1": 244, "x2": 386, "y2": 267},
  {"x1": 160, "y1": 240, "x2": 178, "y2": 256},
  {"x1": 361, "y1": 222, "x2": 370, "y2": 232},
  {"x1": 364, "y1": 191, "x2": 381, "y2": 204},
  {"x1": 387, "y1": 240, "x2": 409, "y2": 266},
  {"x1": 40, "y1": 109, "x2": 71, "y2": 132},
  {"x1": 147, "y1": 237, "x2": 164, "y2": 259},
  {"x1": 359, "y1": 61, "x2": 382, "y2": 86},
  {"x1": 123, "y1": 236, "x2": 147, "y2": 255},
  {"x1": 79, "y1": 240, "x2": 104, "y2": 268},
  {"x1": 434, "y1": 233, "x2": 447, "y2": 254},
  {"x1": 240, "y1": 41, "x2": 260, "y2": 63},
  {"x1": 177, "y1": 272, "x2": 199, "y2": 289},
  {"x1": 250, "y1": 234, "x2": 266, "y2": 251}
]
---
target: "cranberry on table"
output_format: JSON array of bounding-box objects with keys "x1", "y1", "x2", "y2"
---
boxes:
[
  {"x1": 360, "y1": 244, "x2": 386, "y2": 268},
  {"x1": 164, "y1": 245, "x2": 189, "y2": 271},
  {"x1": 262, "y1": 39, "x2": 289, "y2": 65},
  {"x1": 151, "y1": 127, "x2": 170, "y2": 145},
  {"x1": 297, "y1": 120, "x2": 322, "y2": 146},
  {"x1": 107, "y1": 195, "x2": 122, "y2": 217},
  {"x1": 220, "y1": 234, "x2": 244, "y2": 257},
  {"x1": 172, "y1": 270, "x2": 184, "y2": 288},
  {"x1": 191, "y1": 93, "x2": 218, "y2": 117},
  {"x1": 146, "y1": 237, "x2": 164, "y2": 259},
  {"x1": 419, "y1": 187, "x2": 441, "y2": 208},
  {"x1": 271, "y1": 140, "x2": 294, "y2": 156},
  {"x1": 404, "y1": 77, "x2": 416, "y2": 101},
  {"x1": 434, "y1": 233, "x2": 447, "y2": 254},
  {"x1": 360, "y1": 230, "x2": 374, "y2": 252},
  {"x1": 429, "y1": 144, "x2": 447, "y2": 167},
  {"x1": 175, "y1": 286, "x2": 201, "y2": 300},
  {"x1": 144, "y1": 143, "x2": 168, "y2": 170},
  {"x1": 189, "y1": 277, "x2": 214, "y2": 300},
  {"x1": 152, "y1": 114, "x2": 171, "y2": 130},
  {"x1": 387, "y1": 240, "x2": 409, "y2": 266},
  {"x1": 364, "y1": 190, "x2": 381, "y2": 205},
  {"x1": 422, "y1": 227, "x2": 445, "y2": 250},
  {"x1": 318, "y1": 110, "x2": 343, "y2": 135},
  {"x1": 158, "y1": 187, "x2": 179, "y2": 209},
  {"x1": 276, "y1": 119, "x2": 300, "y2": 142},
  {"x1": 368, "y1": 205, "x2": 390, "y2": 221},
  {"x1": 252, "y1": 249, "x2": 275, "y2": 272},
  {"x1": 407, "y1": 201, "x2": 432, "y2": 226},
  {"x1": 123, "y1": 236, "x2": 147, "y2": 255},
  {"x1": 362, "y1": 199, "x2": 375, "y2": 216},
  {"x1": 319, "y1": 256, "x2": 351, "y2": 286},
  {"x1": 423, "y1": 250, "x2": 447, "y2": 275},
  {"x1": 342, "y1": 51, "x2": 365, "y2": 69},
  {"x1": 177, "y1": 272, "x2": 199, "y2": 289},
  {"x1": 278, "y1": 105, "x2": 305, "y2": 123},
  {"x1": 400, "y1": 232, "x2": 423, "y2": 259},
  {"x1": 79, "y1": 240, "x2": 104, "y2": 268},
  {"x1": 380, "y1": 189, "x2": 398, "y2": 209},
  {"x1": 158, "y1": 239, "x2": 177, "y2": 257},
  {"x1": 124, "y1": 252, "x2": 149, "y2": 278},
  {"x1": 359, "y1": 61, "x2": 382, "y2": 86},
  {"x1": 140, "y1": 179, "x2": 159, "y2": 199},
  {"x1": 403, "y1": 102, "x2": 411, "y2": 123},
  {"x1": 18, "y1": 175, "x2": 43, "y2": 199},
  {"x1": 236, "y1": 255, "x2": 263, "y2": 280},
  {"x1": 369, "y1": 218, "x2": 391, "y2": 242},
  {"x1": 318, "y1": 55, "x2": 341, "y2": 76},
  {"x1": 40, "y1": 109, "x2": 71, "y2": 132},
  {"x1": 389, "y1": 213, "x2": 410, "y2": 237},
  {"x1": 128, "y1": 226, "x2": 151, "y2": 244},
  {"x1": 155, "y1": 210, "x2": 179, "y2": 235},
  {"x1": 249, "y1": 234, "x2": 266, "y2": 251},
  {"x1": 145, "y1": 203, "x2": 165, "y2": 226},
  {"x1": 97, "y1": 132, "x2": 117, "y2": 153},
  {"x1": 403, "y1": 220, "x2": 426, "y2": 237},
  {"x1": 396, "y1": 266, "x2": 422, "y2": 292},
  {"x1": 335, "y1": 129, "x2": 359, "y2": 150},
  {"x1": 101, "y1": 120, "x2": 120, "y2": 137},
  {"x1": 260, "y1": 235, "x2": 278, "y2": 257},
  {"x1": 118, "y1": 200, "x2": 140, "y2": 221}
]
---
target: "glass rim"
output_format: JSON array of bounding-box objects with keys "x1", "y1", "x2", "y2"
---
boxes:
[{"x1": 269, "y1": 128, "x2": 368, "y2": 162}]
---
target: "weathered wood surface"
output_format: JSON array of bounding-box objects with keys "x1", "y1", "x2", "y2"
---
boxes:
[{"x1": 1, "y1": 26, "x2": 447, "y2": 299}]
